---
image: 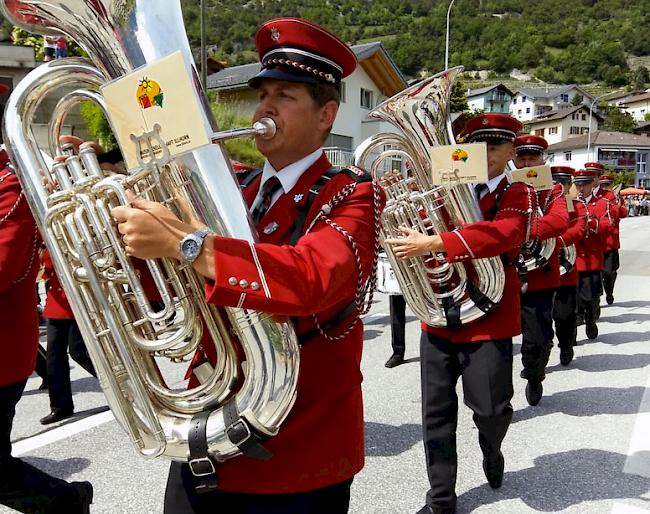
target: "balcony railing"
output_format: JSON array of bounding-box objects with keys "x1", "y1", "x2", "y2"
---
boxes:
[{"x1": 324, "y1": 147, "x2": 354, "y2": 168}]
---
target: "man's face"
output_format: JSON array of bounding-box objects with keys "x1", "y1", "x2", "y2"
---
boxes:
[
  {"x1": 253, "y1": 79, "x2": 338, "y2": 170},
  {"x1": 575, "y1": 180, "x2": 595, "y2": 197},
  {"x1": 486, "y1": 141, "x2": 515, "y2": 179},
  {"x1": 514, "y1": 151, "x2": 545, "y2": 169}
]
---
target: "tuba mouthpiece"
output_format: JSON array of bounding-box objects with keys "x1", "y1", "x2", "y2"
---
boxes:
[{"x1": 253, "y1": 117, "x2": 276, "y2": 140}]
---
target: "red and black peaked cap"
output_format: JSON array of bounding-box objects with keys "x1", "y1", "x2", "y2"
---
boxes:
[{"x1": 249, "y1": 17, "x2": 357, "y2": 90}]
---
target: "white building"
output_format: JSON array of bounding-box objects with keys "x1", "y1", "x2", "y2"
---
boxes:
[
  {"x1": 526, "y1": 105, "x2": 604, "y2": 145},
  {"x1": 546, "y1": 131, "x2": 650, "y2": 187},
  {"x1": 510, "y1": 85, "x2": 595, "y2": 122},
  {"x1": 466, "y1": 84, "x2": 513, "y2": 113},
  {"x1": 619, "y1": 92, "x2": 650, "y2": 123},
  {"x1": 206, "y1": 42, "x2": 408, "y2": 168}
]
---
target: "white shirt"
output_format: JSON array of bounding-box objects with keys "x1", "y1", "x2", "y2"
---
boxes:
[
  {"x1": 475, "y1": 171, "x2": 508, "y2": 200},
  {"x1": 252, "y1": 148, "x2": 323, "y2": 211}
]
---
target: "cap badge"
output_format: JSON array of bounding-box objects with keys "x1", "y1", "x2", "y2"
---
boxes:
[
  {"x1": 263, "y1": 221, "x2": 279, "y2": 235},
  {"x1": 293, "y1": 193, "x2": 304, "y2": 203},
  {"x1": 270, "y1": 27, "x2": 281, "y2": 41},
  {"x1": 482, "y1": 118, "x2": 489, "y2": 126}
]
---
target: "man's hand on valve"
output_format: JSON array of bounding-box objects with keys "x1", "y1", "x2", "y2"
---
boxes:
[{"x1": 384, "y1": 227, "x2": 445, "y2": 259}]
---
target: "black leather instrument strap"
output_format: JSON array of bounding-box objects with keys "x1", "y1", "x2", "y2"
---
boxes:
[
  {"x1": 223, "y1": 399, "x2": 272, "y2": 461},
  {"x1": 187, "y1": 410, "x2": 218, "y2": 493}
]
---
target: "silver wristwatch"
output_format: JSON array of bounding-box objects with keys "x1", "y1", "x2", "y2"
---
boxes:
[{"x1": 179, "y1": 228, "x2": 212, "y2": 263}]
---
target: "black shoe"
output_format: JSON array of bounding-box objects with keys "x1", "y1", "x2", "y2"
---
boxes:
[
  {"x1": 606, "y1": 294, "x2": 614, "y2": 305},
  {"x1": 38, "y1": 380, "x2": 48, "y2": 390},
  {"x1": 71, "y1": 481, "x2": 93, "y2": 514},
  {"x1": 586, "y1": 324, "x2": 598, "y2": 340},
  {"x1": 416, "y1": 506, "x2": 456, "y2": 514},
  {"x1": 482, "y1": 451, "x2": 505, "y2": 489},
  {"x1": 559, "y1": 347, "x2": 574, "y2": 366},
  {"x1": 385, "y1": 354, "x2": 404, "y2": 368},
  {"x1": 40, "y1": 409, "x2": 74, "y2": 425},
  {"x1": 525, "y1": 380, "x2": 543, "y2": 406},
  {"x1": 519, "y1": 369, "x2": 528, "y2": 380}
]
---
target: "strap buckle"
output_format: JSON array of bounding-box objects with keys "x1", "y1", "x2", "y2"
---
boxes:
[
  {"x1": 189, "y1": 456, "x2": 216, "y2": 477},
  {"x1": 226, "y1": 418, "x2": 253, "y2": 447}
]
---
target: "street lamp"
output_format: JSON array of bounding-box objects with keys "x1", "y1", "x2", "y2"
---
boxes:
[
  {"x1": 587, "y1": 95, "x2": 602, "y2": 161},
  {"x1": 200, "y1": 0, "x2": 207, "y2": 90},
  {"x1": 445, "y1": 0, "x2": 456, "y2": 70}
]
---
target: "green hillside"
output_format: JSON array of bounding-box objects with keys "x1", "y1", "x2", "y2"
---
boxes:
[{"x1": 181, "y1": 0, "x2": 649, "y2": 88}]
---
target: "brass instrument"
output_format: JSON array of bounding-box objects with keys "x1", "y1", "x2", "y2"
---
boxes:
[
  {"x1": 0, "y1": 0, "x2": 299, "y2": 463},
  {"x1": 353, "y1": 68, "x2": 505, "y2": 327}
]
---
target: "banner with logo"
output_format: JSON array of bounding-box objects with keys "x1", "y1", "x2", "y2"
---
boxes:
[
  {"x1": 430, "y1": 143, "x2": 488, "y2": 185},
  {"x1": 101, "y1": 51, "x2": 211, "y2": 170}
]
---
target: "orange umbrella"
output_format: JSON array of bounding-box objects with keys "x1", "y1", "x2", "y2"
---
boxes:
[{"x1": 620, "y1": 187, "x2": 646, "y2": 196}]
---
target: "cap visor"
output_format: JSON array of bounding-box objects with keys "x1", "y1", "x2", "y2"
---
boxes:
[{"x1": 248, "y1": 66, "x2": 320, "y2": 89}]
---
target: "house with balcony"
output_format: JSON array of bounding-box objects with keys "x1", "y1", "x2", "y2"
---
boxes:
[
  {"x1": 509, "y1": 85, "x2": 595, "y2": 122},
  {"x1": 546, "y1": 131, "x2": 650, "y2": 187},
  {"x1": 525, "y1": 105, "x2": 604, "y2": 145},
  {"x1": 619, "y1": 92, "x2": 650, "y2": 123},
  {"x1": 206, "y1": 42, "x2": 408, "y2": 168},
  {"x1": 466, "y1": 84, "x2": 513, "y2": 113}
]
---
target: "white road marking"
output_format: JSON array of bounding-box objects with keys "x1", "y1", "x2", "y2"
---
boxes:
[
  {"x1": 611, "y1": 503, "x2": 650, "y2": 514},
  {"x1": 623, "y1": 373, "x2": 650, "y2": 478},
  {"x1": 362, "y1": 312, "x2": 388, "y2": 324},
  {"x1": 13, "y1": 410, "x2": 115, "y2": 457}
]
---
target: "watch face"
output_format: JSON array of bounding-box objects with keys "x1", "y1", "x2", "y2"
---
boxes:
[{"x1": 182, "y1": 239, "x2": 200, "y2": 260}]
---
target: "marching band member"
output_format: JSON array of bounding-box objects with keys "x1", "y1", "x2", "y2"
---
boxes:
[
  {"x1": 574, "y1": 168, "x2": 612, "y2": 340},
  {"x1": 513, "y1": 135, "x2": 569, "y2": 406},
  {"x1": 0, "y1": 143, "x2": 94, "y2": 513},
  {"x1": 594, "y1": 172, "x2": 626, "y2": 304},
  {"x1": 111, "y1": 18, "x2": 384, "y2": 514},
  {"x1": 387, "y1": 113, "x2": 535, "y2": 514},
  {"x1": 550, "y1": 166, "x2": 587, "y2": 366}
]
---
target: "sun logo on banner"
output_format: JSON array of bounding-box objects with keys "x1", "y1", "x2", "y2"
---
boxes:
[
  {"x1": 451, "y1": 148, "x2": 469, "y2": 162},
  {"x1": 136, "y1": 77, "x2": 164, "y2": 109},
  {"x1": 526, "y1": 169, "x2": 539, "y2": 178}
]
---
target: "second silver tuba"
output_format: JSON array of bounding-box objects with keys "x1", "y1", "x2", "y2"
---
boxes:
[
  {"x1": 0, "y1": 0, "x2": 299, "y2": 463},
  {"x1": 353, "y1": 68, "x2": 505, "y2": 328}
]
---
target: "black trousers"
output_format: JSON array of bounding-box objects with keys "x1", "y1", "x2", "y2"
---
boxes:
[
  {"x1": 602, "y1": 250, "x2": 620, "y2": 299},
  {"x1": 420, "y1": 331, "x2": 514, "y2": 511},
  {"x1": 389, "y1": 294, "x2": 406, "y2": 357},
  {"x1": 34, "y1": 344, "x2": 47, "y2": 382},
  {"x1": 577, "y1": 271, "x2": 603, "y2": 328},
  {"x1": 553, "y1": 285, "x2": 578, "y2": 350},
  {"x1": 46, "y1": 318, "x2": 96, "y2": 412},
  {"x1": 0, "y1": 380, "x2": 84, "y2": 513},
  {"x1": 163, "y1": 462, "x2": 353, "y2": 514},
  {"x1": 520, "y1": 289, "x2": 555, "y2": 382}
]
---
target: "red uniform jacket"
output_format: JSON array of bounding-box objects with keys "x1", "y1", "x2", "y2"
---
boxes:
[
  {"x1": 558, "y1": 199, "x2": 587, "y2": 287},
  {"x1": 0, "y1": 170, "x2": 42, "y2": 387},
  {"x1": 422, "y1": 175, "x2": 533, "y2": 343},
  {"x1": 576, "y1": 195, "x2": 612, "y2": 272},
  {"x1": 594, "y1": 186, "x2": 624, "y2": 250},
  {"x1": 201, "y1": 153, "x2": 383, "y2": 494},
  {"x1": 526, "y1": 183, "x2": 569, "y2": 292}
]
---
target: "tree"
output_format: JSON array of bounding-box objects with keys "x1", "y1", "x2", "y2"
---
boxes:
[
  {"x1": 612, "y1": 170, "x2": 635, "y2": 188},
  {"x1": 570, "y1": 94, "x2": 583, "y2": 106},
  {"x1": 632, "y1": 66, "x2": 649, "y2": 91},
  {"x1": 645, "y1": 112, "x2": 650, "y2": 122},
  {"x1": 450, "y1": 79, "x2": 469, "y2": 113},
  {"x1": 602, "y1": 106, "x2": 636, "y2": 133}
]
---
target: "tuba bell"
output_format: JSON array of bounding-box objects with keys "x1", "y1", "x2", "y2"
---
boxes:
[
  {"x1": 0, "y1": 0, "x2": 299, "y2": 462},
  {"x1": 353, "y1": 68, "x2": 505, "y2": 328}
]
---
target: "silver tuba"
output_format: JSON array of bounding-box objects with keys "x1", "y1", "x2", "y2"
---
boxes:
[
  {"x1": 353, "y1": 68, "x2": 505, "y2": 328},
  {"x1": 0, "y1": 0, "x2": 299, "y2": 462},
  {"x1": 559, "y1": 243, "x2": 576, "y2": 275}
]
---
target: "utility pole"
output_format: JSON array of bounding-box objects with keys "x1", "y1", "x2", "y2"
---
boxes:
[{"x1": 445, "y1": 0, "x2": 456, "y2": 70}]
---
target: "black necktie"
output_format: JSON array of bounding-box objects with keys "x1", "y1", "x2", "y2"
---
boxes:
[
  {"x1": 251, "y1": 175, "x2": 282, "y2": 224},
  {"x1": 474, "y1": 183, "x2": 489, "y2": 202}
]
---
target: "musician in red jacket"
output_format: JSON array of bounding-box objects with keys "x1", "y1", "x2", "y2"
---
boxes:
[
  {"x1": 550, "y1": 167, "x2": 587, "y2": 366},
  {"x1": 111, "y1": 18, "x2": 383, "y2": 514},
  {"x1": 386, "y1": 113, "x2": 535, "y2": 514},
  {"x1": 0, "y1": 147, "x2": 93, "y2": 513},
  {"x1": 574, "y1": 168, "x2": 612, "y2": 340},
  {"x1": 512, "y1": 135, "x2": 569, "y2": 406},
  {"x1": 594, "y1": 172, "x2": 625, "y2": 304}
]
